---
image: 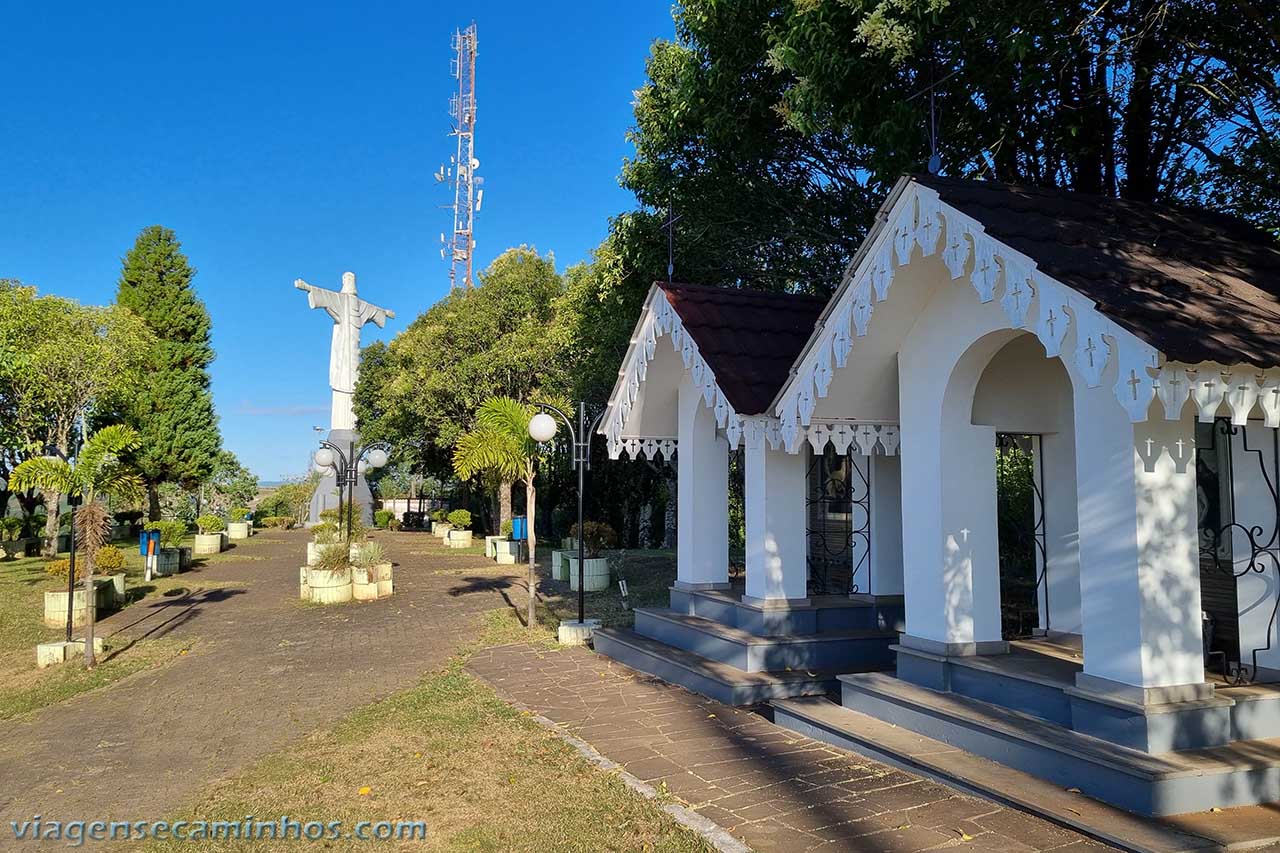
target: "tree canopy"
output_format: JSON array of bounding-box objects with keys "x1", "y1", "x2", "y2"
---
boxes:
[{"x1": 115, "y1": 226, "x2": 222, "y2": 516}]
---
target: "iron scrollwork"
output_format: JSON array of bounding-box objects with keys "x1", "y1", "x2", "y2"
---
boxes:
[
  {"x1": 1198, "y1": 418, "x2": 1280, "y2": 685},
  {"x1": 996, "y1": 433, "x2": 1049, "y2": 639},
  {"x1": 806, "y1": 446, "x2": 871, "y2": 596}
]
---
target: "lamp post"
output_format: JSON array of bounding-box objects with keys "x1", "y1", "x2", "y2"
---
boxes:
[
  {"x1": 313, "y1": 440, "x2": 391, "y2": 539},
  {"x1": 528, "y1": 401, "x2": 605, "y2": 631}
]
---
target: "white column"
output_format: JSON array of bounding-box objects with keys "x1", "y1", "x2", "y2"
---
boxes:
[
  {"x1": 868, "y1": 454, "x2": 904, "y2": 596},
  {"x1": 899, "y1": 333, "x2": 1009, "y2": 654},
  {"x1": 675, "y1": 376, "x2": 729, "y2": 589},
  {"x1": 743, "y1": 418, "x2": 809, "y2": 603},
  {"x1": 1074, "y1": 391, "x2": 1206, "y2": 698}
]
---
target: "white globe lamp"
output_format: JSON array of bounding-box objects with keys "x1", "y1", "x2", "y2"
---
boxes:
[
  {"x1": 367, "y1": 448, "x2": 388, "y2": 468},
  {"x1": 528, "y1": 412, "x2": 557, "y2": 443},
  {"x1": 314, "y1": 448, "x2": 335, "y2": 468}
]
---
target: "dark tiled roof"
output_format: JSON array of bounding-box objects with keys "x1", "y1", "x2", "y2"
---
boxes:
[
  {"x1": 658, "y1": 282, "x2": 828, "y2": 414},
  {"x1": 913, "y1": 173, "x2": 1280, "y2": 368}
]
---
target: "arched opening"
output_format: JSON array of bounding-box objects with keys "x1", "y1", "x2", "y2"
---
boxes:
[{"x1": 970, "y1": 334, "x2": 1080, "y2": 641}]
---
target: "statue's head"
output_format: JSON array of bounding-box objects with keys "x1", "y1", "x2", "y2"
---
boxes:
[{"x1": 341, "y1": 272, "x2": 357, "y2": 294}]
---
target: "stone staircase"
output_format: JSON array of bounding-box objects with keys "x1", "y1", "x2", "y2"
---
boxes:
[{"x1": 593, "y1": 586, "x2": 903, "y2": 706}]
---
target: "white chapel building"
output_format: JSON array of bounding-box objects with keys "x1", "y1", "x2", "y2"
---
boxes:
[{"x1": 595, "y1": 174, "x2": 1280, "y2": 816}]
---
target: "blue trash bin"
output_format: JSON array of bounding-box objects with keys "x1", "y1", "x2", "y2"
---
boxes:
[{"x1": 512, "y1": 516, "x2": 527, "y2": 541}]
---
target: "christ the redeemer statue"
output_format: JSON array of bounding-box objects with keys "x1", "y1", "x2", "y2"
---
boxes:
[
  {"x1": 294, "y1": 272, "x2": 395, "y2": 431},
  {"x1": 295, "y1": 271, "x2": 395, "y2": 525}
]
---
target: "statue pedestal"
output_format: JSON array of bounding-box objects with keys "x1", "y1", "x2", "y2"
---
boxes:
[{"x1": 309, "y1": 429, "x2": 375, "y2": 526}]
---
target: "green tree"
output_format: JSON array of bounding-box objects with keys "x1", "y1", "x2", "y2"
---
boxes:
[
  {"x1": 356, "y1": 247, "x2": 567, "y2": 528},
  {"x1": 115, "y1": 226, "x2": 221, "y2": 519},
  {"x1": 2, "y1": 288, "x2": 151, "y2": 554},
  {"x1": 453, "y1": 396, "x2": 547, "y2": 628},
  {"x1": 205, "y1": 450, "x2": 258, "y2": 515},
  {"x1": 10, "y1": 424, "x2": 144, "y2": 667}
]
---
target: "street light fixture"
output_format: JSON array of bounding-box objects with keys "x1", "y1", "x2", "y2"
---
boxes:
[
  {"x1": 313, "y1": 439, "x2": 392, "y2": 539},
  {"x1": 527, "y1": 401, "x2": 605, "y2": 630}
]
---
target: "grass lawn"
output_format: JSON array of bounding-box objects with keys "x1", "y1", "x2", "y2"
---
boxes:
[
  {"x1": 145, "y1": 610, "x2": 709, "y2": 853},
  {"x1": 0, "y1": 534, "x2": 255, "y2": 720}
]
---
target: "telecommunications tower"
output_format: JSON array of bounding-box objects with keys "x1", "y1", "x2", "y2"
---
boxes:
[{"x1": 436, "y1": 22, "x2": 482, "y2": 290}]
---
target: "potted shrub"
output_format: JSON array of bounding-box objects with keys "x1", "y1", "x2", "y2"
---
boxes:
[
  {"x1": 194, "y1": 515, "x2": 225, "y2": 555},
  {"x1": 351, "y1": 542, "x2": 393, "y2": 601},
  {"x1": 304, "y1": 542, "x2": 353, "y2": 604},
  {"x1": 145, "y1": 520, "x2": 186, "y2": 575},
  {"x1": 227, "y1": 507, "x2": 252, "y2": 540},
  {"x1": 431, "y1": 508, "x2": 451, "y2": 538},
  {"x1": 41, "y1": 557, "x2": 116, "y2": 627},
  {"x1": 95, "y1": 544, "x2": 127, "y2": 602},
  {"x1": 567, "y1": 521, "x2": 617, "y2": 592},
  {"x1": 485, "y1": 519, "x2": 511, "y2": 559},
  {"x1": 307, "y1": 522, "x2": 338, "y2": 566},
  {"x1": 446, "y1": 510, "x2": 473, "y2": 548}
]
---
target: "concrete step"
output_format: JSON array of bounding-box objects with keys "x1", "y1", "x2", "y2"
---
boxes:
[
  {"x1": 592, "y1": 628, "x2": 837, "y2": 706},
  {"x1": 769, "y1": 696, "x2": 1256, "y2": 853},
  {"x1": 633, "y1": 607, "x2": 896, "y2": 672},
  {"x1": 669, "y1": 586, "x2": 904, "y2": 635},
  {"x1": 821, "y1": 671, "x2": 1280, "y2": 816},
  {"x1": 912, "y1": 645, "x2": 1078, "y2": 727},
  {"x1": 1219, "y1": 684, "x2": 1280, "y2": 741}
]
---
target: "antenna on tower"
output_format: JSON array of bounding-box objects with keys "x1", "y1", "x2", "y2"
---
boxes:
[{"x1": 437, "y1": 22, "x2": 481, "y2": 290}]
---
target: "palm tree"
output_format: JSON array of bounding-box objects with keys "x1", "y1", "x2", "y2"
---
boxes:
[
  {"x1": 454, "y1": 397, "x2": 544, "y2": 629},
  {"x1": 10, "y1": 424, "x2": 144, "y2": 667}
]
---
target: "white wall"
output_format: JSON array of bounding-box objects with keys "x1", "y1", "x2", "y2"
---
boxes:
[
  {"x1": 676, "y1": 375, "x2": 729, "y2": 587},
  {"x1": 745, "y1": 424, "x2": 808, "y2": 601},
  {"x1": 869, "y1": 454, "x2": 905, "y2": 596}
]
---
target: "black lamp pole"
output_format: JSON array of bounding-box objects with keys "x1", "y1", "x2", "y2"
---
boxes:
[
  {"x1": 317, "y1": 439, "x2": 391, "y2": 540},
  {"x1": 531, "y1": 401, "x2": 604, "y2": 625}
]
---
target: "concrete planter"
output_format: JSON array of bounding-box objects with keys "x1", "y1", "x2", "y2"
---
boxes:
[
  {"x1": 107, "y1": 572, "x2": 126, "y2": 602},
  {"x1": 156, "y1": 548, "x2": 181, "y2": 576},
  {"x1": 42, "y1": 579, "x2": 114, "y2": 627},
  {"x1": 36, "y1": 637, "x2": 105, "y2": 668},
  {"x1": 561, "y1": 537, "x2": 579, "y2": 550},
  {"x1": 551, "y1": 550, "x2": 572, "y2": 582},
  {"x1": 306, "y1": 567, "x2": 352, "y2": 604},
  {"x1": 352, "y1": 567, "x2": 379, "y2": 601},
  {"x1": 447, "y1": 529, "x2": 473, "y2": 549},
  {"x1": 433, "y1": 522, "x2": 453, "y2": 539},
  {"x1": 193, "y1": 533, "x2": 223, "y2": 555},
  {"x1": 568, "y1": 556, "x2": 610, "y2": 592},
  {"x1": 227, "y1": 522, "x2": 252, "y2": 540},
  {"x1": 306, "y1": 541, "x2": 320, "y2": 566},
  {"x1": 375, "y1": 563, "x2": 393, "y2": 598},
  {"x1": 484, "y1": 535, "x2": 504, "y2": 559},
  {"x1": 494, "y1": 539, "x2": 526, "y2": 565}
]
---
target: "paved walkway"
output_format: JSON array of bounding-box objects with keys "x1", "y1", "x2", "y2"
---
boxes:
[
  {"x1": 0, "y1": 530, "x2": 520, "y2": 842},
  {"x1": 469, "y1": 644, "x2": 1112, "y2": 853}
]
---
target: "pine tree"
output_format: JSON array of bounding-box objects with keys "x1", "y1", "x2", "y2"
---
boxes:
[{"x1": 116, "y1": 226, "x2": 221, "y2": 518}]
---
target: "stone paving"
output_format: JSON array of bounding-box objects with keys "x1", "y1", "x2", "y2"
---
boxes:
[
  {"x1": 0, "y1": 530, "x2": 520, "y2": 843},
  {"x1": 469, "y1": 643, "x2": 1115, "y2": 853}
]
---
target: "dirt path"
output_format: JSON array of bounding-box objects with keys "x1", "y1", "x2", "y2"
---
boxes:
[{"x1": 0, "y1": 530, "x2": 519, "y2": 839}]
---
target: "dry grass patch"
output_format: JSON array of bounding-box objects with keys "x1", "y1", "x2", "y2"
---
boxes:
[{"x1": 145, "y1": 651, "x2": 709, "y2": 852}]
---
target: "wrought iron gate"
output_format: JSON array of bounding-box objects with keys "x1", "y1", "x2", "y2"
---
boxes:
[
  {"x1": 996, "y1": 433, "x2": 1048, "y2": 639},
  {"x1": 1197, "y1": 418, "x2": 1280, "y2": 684},
  {"x1": 806, "y1": 446, "x2": 871, "y2": 596}
]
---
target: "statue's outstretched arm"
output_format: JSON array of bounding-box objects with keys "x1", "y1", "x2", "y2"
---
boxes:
[{"x1": 294, "y1": 279, "x2": 313, "y2": 292}]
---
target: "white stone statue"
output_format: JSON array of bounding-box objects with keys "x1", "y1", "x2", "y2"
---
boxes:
[{"x1": 294, "y1": 272, "x2": 395, "y2": 430}]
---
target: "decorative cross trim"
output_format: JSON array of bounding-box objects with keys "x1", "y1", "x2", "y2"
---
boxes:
[
  {"x1": 773, "y1": 182, "x2": 1170, "y2": 451},
  {"x1": 602, "y1": 286, "x2": 742, "y2": 457},
  {"x1": 608, "y1": 437, "x2": 677, "y2": 462},
  {"x1": 1150, "y1": 363, "x2": 1280, "y2": 425},
  {"x1": 801, "y1": 422, "x2": 900, "y2": 457}
]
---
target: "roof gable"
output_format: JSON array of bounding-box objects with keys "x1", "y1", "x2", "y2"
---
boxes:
[{"x1": 914, "y1": 173, "x2": 1280, "y2": 369}]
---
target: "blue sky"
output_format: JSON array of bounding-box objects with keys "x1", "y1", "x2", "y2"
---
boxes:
[{"x1": 1, "y1": 1, "x2": 675, "y2": 481}]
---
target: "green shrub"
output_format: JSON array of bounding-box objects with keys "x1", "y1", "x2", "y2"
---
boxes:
[
  {"x1": 430, "y1": 508, "x2": 448, "y2": 523},
  {"x1": 95, "y1": 545, "x2": 125, "y2": 572},
  {"x1": 313, "y1": 543, "x2": 351, "y2": 572},
  {"x1": 229, "y1": 508, "x2": 250, "y2": 523},
  {"x1": 196, "y1": 515, "x2": 225, "y2": 535},
  {"x1": 0, "y1": 517, "x2": 23, "y2": 541},
  {"x1": 446, "y1": 509, "x2": 472, "y2": 530},
  {"x1": 145, "y1": 520, "x2": 187, "y2": 549},
  {"x1": 259, "y1": 515, "x2": 294, "y2": 529},
  {"x1": 311, "y1": 522, "x2": 339, "y2": 545},
  {"x1": 374, "y1": 509, "x2": 394, "y2": 528},
  {"x1": 319, "y1": 508, "x2": 341, "y2": 525},
  {"x1": 569, "y1": 521, "x2": 618, "y2": 558},
  {"x1": 387, "y1": 518, "x2": 402, "y2": 531},
  {"x1": 352, "y1": 542, "x2": 386, "y2": 570},
  {"x1": 500, "y1": 519, "x2": 513, "y2": 538}
]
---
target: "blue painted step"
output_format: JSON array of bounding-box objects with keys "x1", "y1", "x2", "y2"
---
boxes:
[{"x1": 634, "y1": 607, "x2": 896, "y2": 673}]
